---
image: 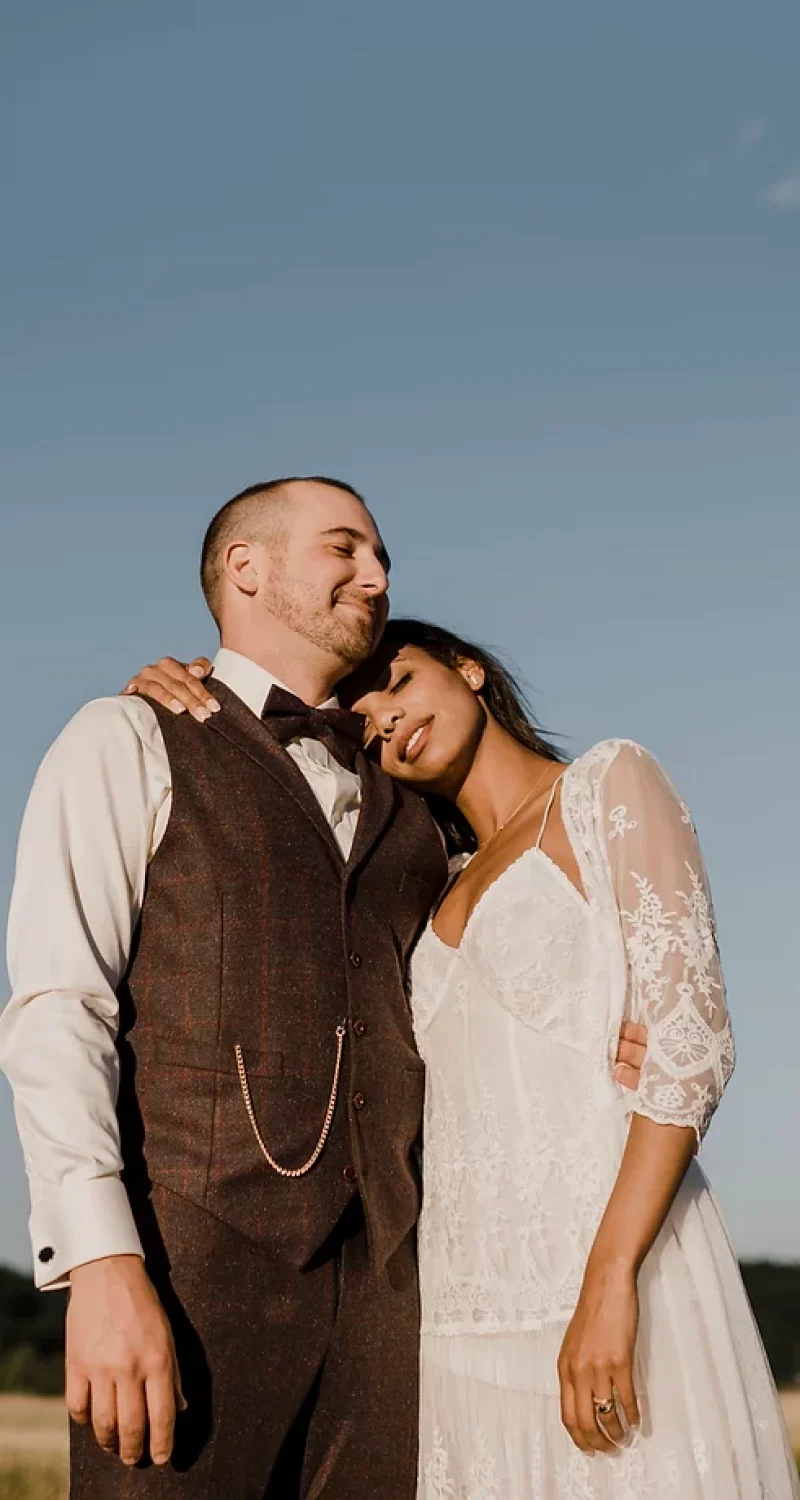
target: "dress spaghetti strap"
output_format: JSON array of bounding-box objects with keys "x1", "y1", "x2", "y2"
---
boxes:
[{"x1": 535, "y1": 773, "x2": 564, "y2": 849}]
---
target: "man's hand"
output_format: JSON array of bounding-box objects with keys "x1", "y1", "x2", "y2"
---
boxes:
[
  {"x1": 122, "y1": 657, "x2": 218, "y2": 723},
  {"x1": 614, "y1": 1022, "x2": 647, "y2": 1091},
  {"x1": 66, "y1": 1255, "x2": 186, "y2": 1467}
]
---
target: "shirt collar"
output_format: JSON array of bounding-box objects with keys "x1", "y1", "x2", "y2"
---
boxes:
[{"x1": 211, "y1": 647, "x2": 338, "y2": 718}]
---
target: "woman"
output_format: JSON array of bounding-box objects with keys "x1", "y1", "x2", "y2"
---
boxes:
[{"x1": 128, "y1": 622, "x2": 798, "y2": 1498}]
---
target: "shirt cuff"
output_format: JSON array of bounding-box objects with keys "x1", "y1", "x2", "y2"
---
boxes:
[{"x1": 30, "y1": 1174, "x2": 144, "y2": 1290}]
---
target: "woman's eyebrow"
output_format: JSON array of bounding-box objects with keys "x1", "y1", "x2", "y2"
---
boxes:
[{"x1": 319, "y1": 526, "x2": 392, "y2": 574}]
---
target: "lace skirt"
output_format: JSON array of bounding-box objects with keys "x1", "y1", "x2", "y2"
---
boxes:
[{"x1": 417, "y1": 1166, "x2": 799, "y2": 1499}]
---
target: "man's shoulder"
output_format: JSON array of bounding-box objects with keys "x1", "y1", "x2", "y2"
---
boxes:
[
  {"x1": 65, "y1": 692, "x2": 161, "y2": 737},
  {"x1": 42, "y1": 694, "x2": 163, "y2": 768}
]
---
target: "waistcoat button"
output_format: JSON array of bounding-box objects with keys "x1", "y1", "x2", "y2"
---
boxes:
[
  {"x1": 349, "y1": 952, "x2": 362, "y2": 968},
  {"x1": 352, "y1": 1092, "x2": 366, "y2": 1111},
  {"x1": 343, "y1": 1164, "x2": 358, "y2": 1183},
  {"x1": 353, "y1": 1019, "x2": 367, "y2": 1037}
]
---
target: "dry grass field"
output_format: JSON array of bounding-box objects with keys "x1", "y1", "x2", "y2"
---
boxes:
[
  {"x1": 783, "y1": 1390, "x2": 800, "y2": 1456},
  {"x1": 1, "y1": 1392, "x2": 798, "y2": 1497},
  {"x1": 0, "y1": 1397, "x2": 67, "y2": 1499}
]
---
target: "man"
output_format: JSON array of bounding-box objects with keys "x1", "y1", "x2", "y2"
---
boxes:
[
  {"x1": 1, "y1": 478, "x2": 449, "y2": 1498},
  {"x1": 1, "y1": 476, "x2": 645, "y2": 1497}
]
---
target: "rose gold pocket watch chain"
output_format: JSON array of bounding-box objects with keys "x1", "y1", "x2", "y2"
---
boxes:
[{"x1": 234, "y1": 1020, "x2": 347, "y2": 1178}]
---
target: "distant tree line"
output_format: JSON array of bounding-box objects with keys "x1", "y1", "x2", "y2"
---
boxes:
[
  {"x1": 0, "y1": 1267, "x2": 65, "y2": 1395},
  {"x1": 740, "y1": 1262, "x2": 800, "y2": 1387},
  {"x1": 1, "y1": 1260, "x2": 799, "y2": 1394}
]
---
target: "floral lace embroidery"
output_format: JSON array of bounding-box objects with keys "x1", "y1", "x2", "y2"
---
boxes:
[
  {"x1": 608, "y1": 803, "x2": 638, "y2": 840},
  {"x1": 410, "y1": 740, "x2": 737, "y2": 1339},
  {"x1": 418, "y1": 1418, "x2": 687, "y2": 1498},
  {"x1": 413, "y1": 745, "x2": 794, "y2": 1498},
  {"x1": 565, "y1": 739, "x2": 734, "y2": 1141},
  {"x1": 620, "y1": 843, "x2": 733, "y2": 1139},
  {"x1": 412, "y1": 854, "x2": 615, "y2": 1335}
]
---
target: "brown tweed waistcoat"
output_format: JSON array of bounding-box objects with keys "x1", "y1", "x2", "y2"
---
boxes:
[{"x1": 117, "y1": 680, "x2": 448, "y2": 1271}]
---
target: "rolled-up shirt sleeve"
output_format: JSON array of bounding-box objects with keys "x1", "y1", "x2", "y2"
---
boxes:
[{"x1": 0, "y1": 696, "x2": 170, "y2": 1288}]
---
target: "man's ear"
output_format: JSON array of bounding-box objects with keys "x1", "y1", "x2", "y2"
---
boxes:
[
  {"x1": 224, "y1": 540, "x2": 260, "y2": 599},
  {"x1": 457, "y1": 658, "x2": 485, "y2": 693}
]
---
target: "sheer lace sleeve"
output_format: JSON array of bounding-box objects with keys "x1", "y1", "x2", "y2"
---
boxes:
[{"x1": 601, "y1": 742, "x2": 735, "y2": 1143}]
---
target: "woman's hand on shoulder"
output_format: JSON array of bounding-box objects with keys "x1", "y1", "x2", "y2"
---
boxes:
[{"x1": 121, "y1": 657, "x2": 219, "y2": 722}]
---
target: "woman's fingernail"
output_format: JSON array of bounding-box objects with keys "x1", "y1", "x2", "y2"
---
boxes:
[
  {"x1": 189, "y1": 665, "x2": 206, "y2": 678},
  {"x1": 170, "y1": 699, "x2": 186, "y2": 715},
  {"x1": 209, "y1": 700, "x2": 221, "y2": 712},
  {"x1": 193, "y1": 708, "x2": 211, "y2": 723}
]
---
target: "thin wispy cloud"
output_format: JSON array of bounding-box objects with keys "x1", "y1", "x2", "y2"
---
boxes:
[
  {"x1": 737, "y1": 118, "x2": 767, "y2": 150},
  {"x1": 691, "y1": 118, "x2": 768, "y2": 184},
  {"x1": 766, "y1": 173, "x2": 800, "y2": 209}
]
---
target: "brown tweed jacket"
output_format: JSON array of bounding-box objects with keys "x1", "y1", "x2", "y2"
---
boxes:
[{"x1": 117, "y1": 680, "x2": 447, "y2": 1271}]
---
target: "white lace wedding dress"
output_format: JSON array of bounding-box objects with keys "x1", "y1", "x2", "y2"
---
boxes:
[{"x1": 411, "y1": 740, "x2": 798, "y2": 1499}]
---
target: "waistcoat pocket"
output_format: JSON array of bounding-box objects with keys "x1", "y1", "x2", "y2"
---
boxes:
[{"x1": 149, "y1": 1033, "x2": 285, "y2": 1078}]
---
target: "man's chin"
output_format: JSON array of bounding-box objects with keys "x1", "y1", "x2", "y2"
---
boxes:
[
  {"x1": 333, "y1": 612, "x2": 383, "y2": 664},
  {"x1": 338, "y1": 627, "x2": 380, "y2": 666}
]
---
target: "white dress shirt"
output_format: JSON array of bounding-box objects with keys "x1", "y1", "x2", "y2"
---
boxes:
[{"x1": 0, "y1": 649, "x2": 362, "y2": 1288}]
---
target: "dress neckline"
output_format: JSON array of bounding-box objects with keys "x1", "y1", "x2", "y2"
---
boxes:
[{"x1": 428, "y1": 766, "x2": 590, "y2": 957}]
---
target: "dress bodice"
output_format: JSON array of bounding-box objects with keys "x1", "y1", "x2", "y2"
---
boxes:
[
  {"x1": 410, "y1": 739, "x2": 734, "y2": 1337},
  {"x1": 410, "y1": 840, "x2": 627, "y2": 1335},
  {"x1": 411, "y1": 845, "x2": 606, "y2": 1057}
]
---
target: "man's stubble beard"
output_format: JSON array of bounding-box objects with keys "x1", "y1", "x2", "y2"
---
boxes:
[{"x1": 266, "y1": 572, "x2": 380, "y2": 668}]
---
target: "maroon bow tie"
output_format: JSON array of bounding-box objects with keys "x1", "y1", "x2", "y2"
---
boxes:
[{"x1": 261, "y1": 685, "x2": 366, "y2": 771}]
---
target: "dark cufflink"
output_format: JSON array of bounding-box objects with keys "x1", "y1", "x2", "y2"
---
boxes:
[{"x1": 38, "y1": 1246, "x2": 55, "y2": 1264}]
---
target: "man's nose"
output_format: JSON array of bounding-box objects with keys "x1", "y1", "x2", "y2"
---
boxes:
[{"x1": 361, "y1": 554, "x2": 389, "y2": 595}]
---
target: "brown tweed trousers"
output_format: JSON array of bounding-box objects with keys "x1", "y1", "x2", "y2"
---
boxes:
[{"x1": 70, "y1": 680, "x2": 447, "y2": 1500}]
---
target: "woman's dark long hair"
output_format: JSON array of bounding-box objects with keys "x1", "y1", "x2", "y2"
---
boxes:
[{"x1": 343, "y1": 617, "x2": 566, "y2": 854}]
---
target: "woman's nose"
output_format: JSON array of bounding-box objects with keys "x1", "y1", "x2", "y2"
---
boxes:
[{"x1": 378, "y1": 706, "x2": 403, "y2": 738}]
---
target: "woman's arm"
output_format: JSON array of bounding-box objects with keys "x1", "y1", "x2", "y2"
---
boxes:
[
  {"x1": 558, "y1": 1115, "x2": 694, "y2": 1452},
  {"x1": 558, "y1": 742, "x2": 733, "y2": 1455}
]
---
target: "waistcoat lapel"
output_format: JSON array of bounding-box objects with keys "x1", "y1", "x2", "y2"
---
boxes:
[
  {"x1": 346, "y1": 754, "x2": 397, "y2": 877},
  {"x1": 204, "y1": 680, "x2": 344, "y2": 869}
]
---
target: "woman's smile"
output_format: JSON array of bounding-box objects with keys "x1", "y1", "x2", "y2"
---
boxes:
[{"x1": 398, "y1": 716, "x2": 434, "y2": 764}]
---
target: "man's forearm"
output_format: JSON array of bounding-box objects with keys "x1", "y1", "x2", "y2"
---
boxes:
[
  {"x1": 1, "y1": 987, "x2": 144, "y2": 1287},
  {"x1": 1, "y1": 697, "x2": 164, "y2": 1286}
]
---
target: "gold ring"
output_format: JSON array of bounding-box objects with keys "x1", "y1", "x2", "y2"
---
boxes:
[{"x1": 593, "y1": 1397, "x2": 615, "y2": 1417}]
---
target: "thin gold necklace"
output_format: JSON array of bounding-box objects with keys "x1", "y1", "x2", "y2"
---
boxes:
[{"x1": 474, "y1": 763, "x2": 554, "y2": 857}]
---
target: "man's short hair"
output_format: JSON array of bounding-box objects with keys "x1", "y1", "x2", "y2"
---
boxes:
[{"x1": 200, "y1": 476, "x2": 365, "y2": 626}]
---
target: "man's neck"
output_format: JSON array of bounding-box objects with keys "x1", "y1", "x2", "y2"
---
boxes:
[{"x1": 219, "y1": 628, "x2": 343, "y2": 707}]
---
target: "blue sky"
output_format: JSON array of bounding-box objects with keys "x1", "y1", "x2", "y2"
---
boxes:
[{"x1": 1, "y1": 0, "x2": 798, "y2": 1269}]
